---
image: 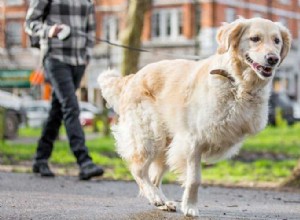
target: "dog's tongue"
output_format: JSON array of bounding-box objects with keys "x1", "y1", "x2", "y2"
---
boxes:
[
  {"x1": 252, "y1": 63, "x2": 272, "y2": 73},
  {"x1": 252, "y1": 63, "x2": 260, "y2": 69}
]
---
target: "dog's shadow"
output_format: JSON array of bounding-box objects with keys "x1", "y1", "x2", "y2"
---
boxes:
[{"x1": 127, "y1": 209, "x2": 199, "y2": 220}]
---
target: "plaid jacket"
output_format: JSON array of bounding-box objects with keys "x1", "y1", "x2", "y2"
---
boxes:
[{"x1": 25, "y1": 0, "x2": 96, "y2": 66}]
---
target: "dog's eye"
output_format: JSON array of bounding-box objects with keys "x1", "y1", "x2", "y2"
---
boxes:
[
  {"x1": 274, "y1": 38, "x2": 280, "y2": 44},
  {"x1": 250, "y1": 36, "x2": 260, "y2": 42}
]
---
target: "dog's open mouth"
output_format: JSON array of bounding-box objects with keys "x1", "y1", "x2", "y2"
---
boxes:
[{"x1": 245, "y1": 54, "x2": 273, "y2": 78}]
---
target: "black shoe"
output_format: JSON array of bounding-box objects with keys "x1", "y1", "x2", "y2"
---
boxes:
[
  {"x1": 79, "y1": 163, "x2": 104, "y2": 180},
  {"x1": 33, "y1": 161, "x2": 55, "y2": 177}
]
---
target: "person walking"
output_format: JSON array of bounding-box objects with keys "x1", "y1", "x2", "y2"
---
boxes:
[{"x1": 25, "y1": 0, "x2": 104, "y2": 180}]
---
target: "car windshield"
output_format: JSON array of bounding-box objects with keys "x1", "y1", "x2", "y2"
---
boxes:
[{"x1": 79, "y1": 102, "x2": 101, "y2": 114}]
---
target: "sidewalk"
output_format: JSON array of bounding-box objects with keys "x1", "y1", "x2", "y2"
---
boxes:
[{"x1": 0, "y1": 172, "x2": 299, "y2": 220}]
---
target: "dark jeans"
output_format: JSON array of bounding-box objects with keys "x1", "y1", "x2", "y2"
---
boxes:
[{"x1": 35, "y1": 57, "x2": 92, "y2": 166}]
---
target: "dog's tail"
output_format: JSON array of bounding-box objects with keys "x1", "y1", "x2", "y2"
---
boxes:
[{"x1": 98, "y1": 69, "x2": 124, "y2": 113}]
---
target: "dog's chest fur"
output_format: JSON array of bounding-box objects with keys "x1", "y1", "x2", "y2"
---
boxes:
[{"x1": 190, "y1": 80, "x2": 269, "y2": 162}]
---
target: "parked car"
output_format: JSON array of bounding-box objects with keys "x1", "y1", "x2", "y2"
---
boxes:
[
  {"x1": 293, "y1": 102, "x2": 300, "y2": 122},
  {"x1": 23, "y1": 100, "x2": 50, "y2": 128},
  {"x1": 268, "y1": 92, "x2": 295, "y2": 126},
  {"x1": 24, "y1": 100, "x2": 102, "y2": 128},
  {"x1": 0, "y1": 90, "x2": 26, "y2": 139},
  {"x1": 79, "y1": 101, "x2": 102, "y2": 126}
]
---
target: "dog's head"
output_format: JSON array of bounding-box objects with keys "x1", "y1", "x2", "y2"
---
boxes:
[{"x1": 216, "y1": 18, "x2": 291, "y2": 80}]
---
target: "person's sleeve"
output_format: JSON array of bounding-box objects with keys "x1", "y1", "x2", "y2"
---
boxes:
[
  {"x1": 24, "y1": 0, "x2": 51, "y2": 38},
  {"x1": 86, "y1": 3, "x2": 96, "y2": 61}
]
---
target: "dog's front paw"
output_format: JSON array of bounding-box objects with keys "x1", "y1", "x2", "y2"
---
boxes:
[
  {"x1": 153, "y1": 199, "x2": 165, "y2": 207},
  {"x1": 181, "y1": 203, "x2": 199, "y2": 217},
  {"x1": 157, "y1": 201, "x2": 177, "y2": 212},
  {"x1": 149, "y1": 194, "x2": 165, "y2": 207}
]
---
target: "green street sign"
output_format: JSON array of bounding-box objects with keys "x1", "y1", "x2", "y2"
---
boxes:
[{"x1": 0, "y1": 70, "x2": 32, "y2": 88}]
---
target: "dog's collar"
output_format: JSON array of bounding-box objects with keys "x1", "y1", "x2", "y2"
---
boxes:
[{"x1": 210, "y1": 69, "x2": 235, "y2": 83}]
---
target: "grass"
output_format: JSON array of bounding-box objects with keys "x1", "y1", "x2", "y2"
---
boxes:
[
  {"x1": 1, "y1": 123, "x2": 299, "y2": 185},
  {"x1": 243, "y1": 124, "x2": 300, "y2": 157},
  {"x1": 202, "y1": 159, "x2": 297, "y2": 184}
]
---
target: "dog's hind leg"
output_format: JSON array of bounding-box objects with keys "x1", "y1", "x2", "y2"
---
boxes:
[
  {"x1": 129, "y1": 155, "x2": 166, "y2": 206},
  {"x1": 115, "y1": 101, "x2": 176, "y2": 211},
  {"x1": 148, "y1": 155, "x2": 177, "y2": 212},
  {"x1": 149, "y1": 153, "x2": 167, "y2": 188}
]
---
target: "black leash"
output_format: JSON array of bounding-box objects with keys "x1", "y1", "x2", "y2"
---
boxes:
[
  {"x1": 96, "y1": 37, "x2": 149, "y2": 53},
  {"x1": 94, "y1": 37, "x2": 200, "y2": 60}
]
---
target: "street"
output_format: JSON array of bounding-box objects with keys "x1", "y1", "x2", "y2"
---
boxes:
[{"x1": 0, "y1": 172, "x2": 299, "y2": 220}]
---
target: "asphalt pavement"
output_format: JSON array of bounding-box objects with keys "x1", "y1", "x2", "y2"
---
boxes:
[{"x1": 0, "y1": 172, "x2": 299, "y2": 220}]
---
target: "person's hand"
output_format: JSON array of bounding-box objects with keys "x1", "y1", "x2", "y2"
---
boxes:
[{"x1": 48, "y1": 24, "x2": 63, "y2": 38}]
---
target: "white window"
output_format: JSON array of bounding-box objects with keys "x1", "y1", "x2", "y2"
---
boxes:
[
  {"x1": 225, "y1": 8, "x2": 236, "y2": 22},
  {"x1": 102, "y1": 16, "x2": 119, "y2": 42},
  {"x1": 278, "y1": 0, "x2": 291, "y2": 5},
  {"x1": 253, "y1": 12, "x2": 262, "y2": 18},
  {"x1": 6, "y1": 0, "x2": 23, "y2": 6},
  {"x1": 151, "y1": 8, "x2": 183, "y2": 40},
  {"x1": 6, "y1": 22, "x2": 22, "y2": 47},
  {"x1": 278, "y1": 17, "x2": 288, "y2": 27}
]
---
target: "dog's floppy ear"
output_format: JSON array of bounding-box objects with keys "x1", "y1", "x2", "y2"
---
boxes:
[
  {"x1": 276, "y1": 22, "x2": 292, "y2": 66},
  {"x1": 216, "y1": 20, "x2": 246, "y2": 54}
]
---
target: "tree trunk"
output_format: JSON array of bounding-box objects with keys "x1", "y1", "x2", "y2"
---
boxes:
[
  {"x1": 281, "y1": 160, "x2": 300, "y2": 188},
  {"x1": 120, "y1": 0, "x2": 152, "y2": 76}
]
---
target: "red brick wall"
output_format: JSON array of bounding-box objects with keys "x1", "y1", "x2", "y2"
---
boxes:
[
  {"x1": 142, "y1": 10, "x2": 151, "y2": 41},
  {"x1": 182, "y1": 3, "x2": 194, "y2": 39},
  {"x1": 1, "y1": 0, "x2": 299, "y2": 48}
]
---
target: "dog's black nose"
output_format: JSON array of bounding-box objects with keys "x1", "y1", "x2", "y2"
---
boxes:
[{"x1": 265, "y1": 54, "x2": 279, "y2": 66}]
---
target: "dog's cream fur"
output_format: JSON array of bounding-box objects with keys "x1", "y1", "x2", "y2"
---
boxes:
[{"x1": 98, "y1": 18, "x2": 291, "y2": 216}]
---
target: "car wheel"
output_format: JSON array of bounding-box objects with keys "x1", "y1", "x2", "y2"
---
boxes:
[
  {"x1": 287, "y1": 117, "x2": 295, "y2": 126},
  {"x1": 4, "y1": 111, "x2": 19, "y2": 139},
  {"x1": 268, "y1": 116, "x2": 276, "y2": 126}
]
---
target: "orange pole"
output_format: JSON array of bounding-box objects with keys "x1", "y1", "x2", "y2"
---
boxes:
[{"x1": 43, "y1": 83, "x2": 52, "y2": 100}]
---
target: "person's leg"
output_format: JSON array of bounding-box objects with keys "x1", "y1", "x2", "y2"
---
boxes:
[
  {"x1": 69, "y1": 65, "x2": 104, "y2": 179},
  {"x1": 42, "y1": 58, "x2": 92, "y2": 166},
  {"x1": 34, "y1": 93, "x2": 63, "y2": 162},
  {"x1": 34, "y1": 57, "x2": 103, "y2": 179}
]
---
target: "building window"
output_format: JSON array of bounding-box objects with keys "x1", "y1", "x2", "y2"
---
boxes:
[
  {"x1": 6, "y1": 22, "x2": 22, "y2": 47},
  {"x1": 152, "y1": 13, "x2": 160, "y2": 37},
  {"x1": 6, "y1": 0, "x2": 24, "y2": 6},
  {"x1": 278, "y1": 0, "x2": 291, "y2": 5},
  {"x1": 278, "y1": 17, "x2": 288, "y2": 27},
  {"x1": 195, "y1": 6, "x2": 201, "y2": 36},
  {"x1": 253, "y1": 12, "x2": 262, "y2": 18},
  {"x1": 102, "y1": 16, "x2": 119, "y2": 42},
  {"x1": 151, "y1": 8, "x2": 183, "y2": 40},
  {"x1": 225, "y1": 8, "x2": 236, "y2": 22}
]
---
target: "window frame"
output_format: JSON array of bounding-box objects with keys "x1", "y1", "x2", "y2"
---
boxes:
[
  {"x1": 102, "y1": 15, "x2": 119, "y2": 42},
  {"x1": 6, "y1": 21, "x2": 23, "y2": 47},
  {"x1": 151, "y1": 8, "x2": 184, "y2": 41},
  {"x1": 5, "y1": 0, "x2": 24, "y2": 6}
]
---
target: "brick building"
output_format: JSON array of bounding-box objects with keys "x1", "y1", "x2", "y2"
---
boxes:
[
  {"x1": 0, "y1": 0, "x2": 36, "y2": 67},
  {"x1": 0, "y1": 0, "x2": 300, "y2": 103}
]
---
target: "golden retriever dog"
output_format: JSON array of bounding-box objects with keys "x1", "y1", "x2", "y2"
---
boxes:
[{"x1": 98, "y1": 18, "x2": 291, "y2": 217}]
